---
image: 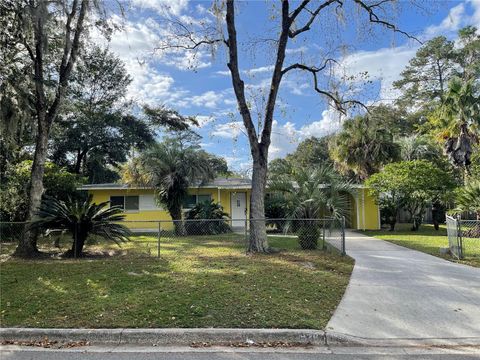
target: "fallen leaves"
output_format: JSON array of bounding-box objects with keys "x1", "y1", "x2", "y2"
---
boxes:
[{"x1": 1, "y1": 337, "x2": 90, "y2": 349}]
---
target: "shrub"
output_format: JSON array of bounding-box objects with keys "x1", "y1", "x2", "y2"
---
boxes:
[
  {"x1": 298, "y1": 225, "x2": 320, "y2": 250},
  {"x1": 185, "y1": 200, "x2": 231, "y2": 235},
  {"x1": 31, "y1": 195, "x2": 131, "y2": 257}
]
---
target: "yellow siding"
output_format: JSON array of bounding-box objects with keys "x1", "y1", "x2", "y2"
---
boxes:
[
  {"x1": 353, "y1": 188, "x2": 380, "y2": 230},
  {"x1": 88, "y1": 187, "x2": 251, "y2": 230}
]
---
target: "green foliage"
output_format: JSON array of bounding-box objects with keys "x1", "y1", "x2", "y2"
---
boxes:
[
  {"x1": 0, "y1": 160, "x2": 84, "y2": 221},
  {"x1": 264, "y1": 194, "x2": 288, "y2": 231},
  {"x1": 31, "y1": 195, "x2": 130, "y2": 257},
  {"x1": 394, "y1": 27, "x2": 480, "y2": 175},
  {"x1": 394, "y1": 36, "x2": 455, "y2": 107},
  {"x1": 143, "y1": 105, "x2": 199, "y2": 131},
  {"x1": 185, "y1": 200, "x2": 231, "y2": 235},
  {"x1": 451, "y1": 181, "x2": 480, "y2": 219},
  {"x1": 269, "y1": 165, "x2": 352, "y2": 220},
  {"x1": 286, "y1": 136, "x2": 334, "y2": 168},
  {"x1": 298, "y1": 225, "x2": 321, "y2": 250},
  {"x1": 366, "y1": 160, "x2": 456, "y2": 231},
  {"x1": 397, "y1": 134, "x2": 443, "y2": 163},
  {"x1": 51, "y1": 46, "x2": 154, "y2": 182},
  {"x1": 329, "y1": 111, "x2": 400, "y2": 180},
  {"x1": 122, "y1": 137, "x2": 217, "y2": 225},
  {"x1": 432, "y1": 77, "x2": 479, "y2": 171}
]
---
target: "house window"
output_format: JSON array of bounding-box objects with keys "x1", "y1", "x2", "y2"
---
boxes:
[
  {"x1": 110, "y1": 196, "x2": 139, "y2": 211},
  {"x1": 110, "y1": 196, "x2": 125, "y2": 209},
  {"x1": 182, "y1": 195, "x2": 197, "y2": 209},
  {"x1": 182, "y1": 194, "x2": 212, "y2": 208},
  {"x1": 125, "y1": 196, "x2": 139, "y2": 211},
  {"x1": 197, "y1": 195, "x2": 211, "y2": 204}
]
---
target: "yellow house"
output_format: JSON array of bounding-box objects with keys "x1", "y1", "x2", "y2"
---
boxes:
[
  {"x1": 78, "y1": 178, "x2": 380, "y2": 230},
  {"x1": 78, "y1": 178, "x2": 252, "y2": 230}
]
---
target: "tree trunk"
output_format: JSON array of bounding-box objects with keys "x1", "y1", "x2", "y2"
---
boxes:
[
  {"x1": 388, "y1": 218, "x2": 396, "y2": 231},
  {"x1": 169, "y1": 205, "x2": 186, "y2": 236},
  {"x1": 248, "y1": 158, "x2": 269, "y2": 252},
  {"x1": 13, "y1": 0, "x2": 89, "y2": 258},
  {"x1": 66, "y1": 229, "x2": 87, "y2": 258},
  {"x1": 13, "y1": 116, "x2": 49, "y2": 257}
]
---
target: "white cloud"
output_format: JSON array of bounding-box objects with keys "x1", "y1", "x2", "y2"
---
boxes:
[
  {"x1": 189, "y1": 90, "x2": 221, "y2": 108},
  {"x1": 195, "y1": 115, "x2": 215, "y2": 127},
  {"x1": 215, "y1": 65, "x2": 274, "y2": 77},
  {"x1": 425, "y1": 3, "x2": 466, "y2": 36},
  {"x1": 299, "y1": 109, "x2": 342, "y2": 138},
  {"x1": 468, "y1": 0, "x2": 480, "y2": 28},
  {"x1": 161, "y1": 50, "x2": 211, "y2": 70},
  {"x1": 245, "y1": 65, "x2": 274, "y2": 75},
  {"x1": 131, "y1": 0, "x2": 189, "y2": 16},
  {"x1": 337, "y1": 45, "x2": 418, "y2": 102},
  {"x1": 269, "y1": 109, "x2": 343, "y2": 159},
  {"x1": 124, "y1": 60, "x2": 188, "y2": 106},
  {"x1": 285, "y1": 46, "x2": 308, "y2": 54},
  {"x1": 215, "y1": 70, "x2": 231, "y2": 76},
  {"x1": 211, "y1": 121, "x2": 244, "y2": 139}
]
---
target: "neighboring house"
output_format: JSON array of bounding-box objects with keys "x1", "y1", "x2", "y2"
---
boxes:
[{"x1": 78, "y1": 178, "x2": 380, "y2": 230}]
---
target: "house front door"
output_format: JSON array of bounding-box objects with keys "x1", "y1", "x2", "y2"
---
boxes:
[{"x1": 230, "y1": 192, "x2": 247, "y2": 228}]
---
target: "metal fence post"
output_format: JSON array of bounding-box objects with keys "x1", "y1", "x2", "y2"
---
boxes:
[
  {"x1": 157, "y1": 222, "x2": 161, "y2": 258},
  {"x1": 322, "y1": 218, "x2": 326, "y2": 250},
  {"x1": 244, "y1": 218, "x2": 249, "y2": 253},
  {"x1": 456, "y1": 215, "x2": 464, "y2": 259},
  {"x1": 74, "y1": 222, "x2": 78, "y2": 259}
]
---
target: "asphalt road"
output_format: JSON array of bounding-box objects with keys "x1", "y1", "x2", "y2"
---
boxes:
[{"x1": 2, "y1": 346, "x2": 480, "y2": 360}]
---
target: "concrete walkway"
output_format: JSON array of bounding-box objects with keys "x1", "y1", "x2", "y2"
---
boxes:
[{"x1": 327, "y1": 231, "x2": 480, "y2": 342}]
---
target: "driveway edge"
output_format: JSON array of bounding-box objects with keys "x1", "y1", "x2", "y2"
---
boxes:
[
  {"x1": 325, "y1": 331, "x2": 480, "y2": 347},
  {"x1": 0, "y1": 328, "x2": 326, "y2": 346}
]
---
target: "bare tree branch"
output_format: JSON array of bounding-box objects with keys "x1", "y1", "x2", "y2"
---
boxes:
[
  {"x1": 281, "y1": 60, "x2": 368, "y2": 114},
  {"x1": 154, "y1": 18, "x2": 226, "y2": 51},
  {"x1": 288, "y1": 0, "x2": 342, "y2": 38},
  {"x1": 353, "y1": 0, "x2": 422, "y2": 44}
]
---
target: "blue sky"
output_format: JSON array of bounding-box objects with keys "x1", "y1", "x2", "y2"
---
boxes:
[{"x1": 95, "y1": 0, "x2": 480, "y2": 174}]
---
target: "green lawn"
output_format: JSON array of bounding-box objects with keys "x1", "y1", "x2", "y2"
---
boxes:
[
  {"x1": 0, "y1": 233, "x2": 353, "y2": 329},
  {"x1": 364, "y1": 223, "x2": 480, "y2": 268}
]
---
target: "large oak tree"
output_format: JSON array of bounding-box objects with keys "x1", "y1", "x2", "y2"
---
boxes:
[{"x1": 157, "y1": 0, "x2": 419, "y2": 252}]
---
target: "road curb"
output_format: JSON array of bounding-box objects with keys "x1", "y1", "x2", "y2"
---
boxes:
[
  {"x1": 2, "y1": 328, "x2": 480, "y2": 348},
  {"x1": 0, "y1": 328, "x2": 326, "y2": 346},
  {"x1": 325, "y1": 331, "x2": 480, "y2": 347}
]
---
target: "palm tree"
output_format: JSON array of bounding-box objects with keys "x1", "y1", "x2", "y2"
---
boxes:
[
  {"x1": 269, "y1": 166, "x2": 352, "y2": 249},
  {"x1": 269, "y1": 165, "x2": 352, "y2": 220},
  {"x1": 452, "y1": 181, "x2": 480, "y2": 220},
  {"x1": 397, "y1": 134, "x2": 442, "y2": 162},
  {"x1": 123, "y1": 138, "x2": 215, "y2": 235},
  {"x1": 31, "y1": 196, "x2": 130, "y2": 257},
  {"x1": 436, "y1": 78, "x2": 479, "y2": 174},
  {"x1": 329, "y1": 115, "x2": 400, "y2": 180}
]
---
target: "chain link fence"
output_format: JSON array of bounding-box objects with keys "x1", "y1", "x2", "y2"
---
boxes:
[
  {"x1": 446, "y1": 215, "x2": 480, "y2": 260},
  {"x1": 1, "y1": 218, "x2": 346, "y2": 258}
]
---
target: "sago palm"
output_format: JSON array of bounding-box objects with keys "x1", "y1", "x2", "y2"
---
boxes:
[{"x1": 31, "y1": 196, "x2": 130, "y2": 257}]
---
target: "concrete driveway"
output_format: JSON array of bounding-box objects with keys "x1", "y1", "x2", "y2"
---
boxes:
[{"x1": 327, "y1": 231, "x2": 480, "y2": 342}]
